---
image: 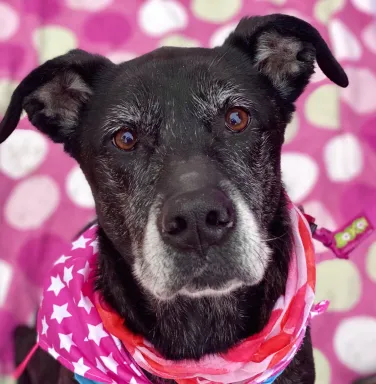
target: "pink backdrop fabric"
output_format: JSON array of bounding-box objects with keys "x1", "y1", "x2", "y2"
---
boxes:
[{"x1": 0, "y1": 1, "x2": 376, "y2": 383}]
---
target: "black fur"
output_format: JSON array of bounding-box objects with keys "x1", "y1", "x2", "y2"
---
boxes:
[{"x1": 2, "y1": 14, "x2": 348, "y2": 384}]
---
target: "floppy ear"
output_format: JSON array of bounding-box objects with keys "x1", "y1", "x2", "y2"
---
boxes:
[
  {"x1": 0, "y1": 49, "x2": 113, "y2": 147},
  {"x1": 224, "y1": 14, "x2": 348, "y2": 102}
]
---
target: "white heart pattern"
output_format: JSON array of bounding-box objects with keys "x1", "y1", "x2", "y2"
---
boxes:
[
  {"x1": 362, "y1": 22, "x2": 376, "y2": 54},
  {"x1": 328, "y1": 19, "x2": 362, "y2": 61},
  {"x1": 351, "y1": 0, "x2": 376, "y2": 14},
  {"x1": 324, "y1": 133, "x2": 363, "y2": 182},
  {"x1": 138, "y1": 0, "x2": 188, "y2": 37},
  {"x1": 341, "y1": 67, "x2": 376, "y2": 114},
  {"x1": 0, "y1": 129, "x2": 48, "y2": 179},
  {"x1": 281, "y1": 153, "x2": 319, "y2": 203}
]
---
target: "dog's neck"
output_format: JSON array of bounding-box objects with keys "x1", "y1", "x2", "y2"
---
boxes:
[{"x1": 95, "y1": 200, "x2": 292, "y2": 361}]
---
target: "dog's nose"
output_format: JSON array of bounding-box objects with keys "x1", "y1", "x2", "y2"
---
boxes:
[{"x1": 159, "y1": 188, "x2": 235, "y2": 253}]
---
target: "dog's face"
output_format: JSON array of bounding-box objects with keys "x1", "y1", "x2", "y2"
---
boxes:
[
  {"x1": 86, "y1": 50, "x2": 282, "y2": 299},
  {"x1": 0, "y1": 14, "x2": 347, "y2": 301}
]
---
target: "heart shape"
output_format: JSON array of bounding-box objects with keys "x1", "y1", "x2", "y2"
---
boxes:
[{"x1": 329, "y1": 19, "x2": 362, "y2": 61}]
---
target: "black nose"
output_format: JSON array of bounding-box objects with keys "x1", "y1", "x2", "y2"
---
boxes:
[{"x1": 159, "y1": 188, "x2": 235, "y2": 253}]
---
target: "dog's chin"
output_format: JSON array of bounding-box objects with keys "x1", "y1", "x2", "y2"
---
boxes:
[
  {"x1": 135, "y1": 253, "x2": 267, "y2": 301},
  {"x1": 179, "y1": 279, "x2": 245, "y2": 298},
  {"x1": 145, "y1": 277, "x2": 252, "y2": 301}
]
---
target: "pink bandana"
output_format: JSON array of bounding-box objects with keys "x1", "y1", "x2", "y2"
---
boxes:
[{"x1": 36, "y1": 203, "x2": 325, "y2": 384}]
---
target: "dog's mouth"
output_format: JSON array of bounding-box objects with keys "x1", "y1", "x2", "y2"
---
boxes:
[
  {"x1": 152, "y1": 279, "x2": 246, "y2": 300},
  {"x1": 140, "y1": 256, "x2": 256, "y2": 301},
  {"x1": 179, "y1": 278, "x2": 245, "y2": 298}
]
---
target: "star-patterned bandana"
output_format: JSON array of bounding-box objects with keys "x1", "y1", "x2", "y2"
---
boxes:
[{"x1": 36, "y1": 203, "x2": 326, "y2": 384}]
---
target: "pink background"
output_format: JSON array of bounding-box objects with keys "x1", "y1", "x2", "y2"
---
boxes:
[{"x1": 0, "y1": 0, "x2": 376, "y2": 383}]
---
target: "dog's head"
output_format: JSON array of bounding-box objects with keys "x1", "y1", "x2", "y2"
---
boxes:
[{"x1": 0, "y1": 14, "x2": 347, "y2": 300}]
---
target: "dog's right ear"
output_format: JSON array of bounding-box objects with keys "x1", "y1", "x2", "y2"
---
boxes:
[
  {"x1": 223, "y1": 14, "x2": 348, "y2": 102},
  {"x1": 0, "y1": 49, "x2": 113, "y2": 146}
]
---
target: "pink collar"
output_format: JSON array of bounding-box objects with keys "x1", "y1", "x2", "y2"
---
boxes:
[{"x1": 36, "y1": 204, "x2": 326, "y2": 384}]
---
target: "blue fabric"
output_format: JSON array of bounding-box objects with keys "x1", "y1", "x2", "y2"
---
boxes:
[
  {"x1": 262, "y1": 369, "x2": 284, "y2": 383},
  {"x1": 74, "y1": 373, "x2": 102, "y2": 384}
]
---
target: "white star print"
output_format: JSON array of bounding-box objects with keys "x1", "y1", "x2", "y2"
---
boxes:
[
  {"x1": 41, "y1": 316, "x2": 49, "y2": 335},
  {"x1": 77, "y1": 261, "x2": 90, "y2": 282},
  {"x1": 78, "y1": 292, "x2": 94, "y2": 314},
  {"x1": 111, "y1": 334, "x2": 122, "y2": 350},
  {"x1": 130, "y1": 363, "x2": 142, "y2": 377},
  {"x1": 47, "y1": 275, "x2": 65, "y2": 296},
  {"x1": 90, "y1": 239, "x2": 99, "y2": 253},
  {"x1": 54, "y1": 254, "x2": 71, "y2": 265},
  {"x1": 63, "y1": 266, "x2": 74, "y2": 287},
  {"x1": 51, "y1": 303, "x2": 72, "y2": 324},
  {"x1": 58, "y1": 333, "x2": 76, "y2": 352},
  {"x1": 72, "y1": 357, "x2": 90, "y2": 376},
  {"x1": 130, "y1": 377, "x2": 138, "y2": 384},
  {"x1": 87, "y1": 323, "x2": 109, "y2": 346},
  {"x1": 100, "y1": 353, "x2": 118, "y2": 374},
  {"x1": 72, "y1": 235, "x2": 90, "y2": 250},
  {"x1": 48, "y1": 346, "x2": 60, "y2": 360},
  {"x1": 95, "y1": 357, "x2": 107, "y2": 374}
]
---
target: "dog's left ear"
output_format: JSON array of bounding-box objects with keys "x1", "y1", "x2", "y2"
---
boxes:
[
  {"x1": 224, "y1": 14, "x2": 348, "y2": 102},
  {"x1": 0, "y1": 49, "x2": 113, "y2": 146}
]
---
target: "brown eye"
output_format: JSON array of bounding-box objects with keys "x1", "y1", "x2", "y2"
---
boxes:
[
  {"x1": 112, "y1": 128, "x2": 137, "y2": 150},
  {"x1": 225, "y1": 107, "x2": 250, "y2": 132}
]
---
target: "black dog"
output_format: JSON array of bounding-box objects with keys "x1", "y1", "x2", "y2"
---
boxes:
[{"x1": 1, "y1": 14, "x2": 348, "y2": 384}]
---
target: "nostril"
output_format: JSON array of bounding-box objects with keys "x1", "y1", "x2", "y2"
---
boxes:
[
  {"x1": 206, "y1": 210, "x2": 220, "y2": 227},
  {"x1": 206, "y1": 209, "x2": 232, "y2": 227},
  {"x1": 165, "y1": 216, "x2": 187, "y2": 235}
]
